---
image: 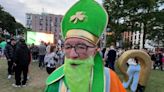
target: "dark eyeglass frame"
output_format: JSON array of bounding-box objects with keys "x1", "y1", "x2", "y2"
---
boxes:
[{"x1": 64, "y1": 43, "x2": 95, "y2": 55}]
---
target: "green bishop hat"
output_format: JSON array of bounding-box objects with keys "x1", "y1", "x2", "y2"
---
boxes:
[{"x1": 61, "y1": 0, "x2": 108, "y2": 45}]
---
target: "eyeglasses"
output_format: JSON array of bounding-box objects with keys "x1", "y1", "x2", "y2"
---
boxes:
[{"x1": 64, "y1": 43, "x2": 95, "y2": 55}]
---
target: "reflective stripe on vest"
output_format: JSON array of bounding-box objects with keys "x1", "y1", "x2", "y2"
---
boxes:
[{"x1": 104, "y1": 67, "x2": 110, "y2": 92}]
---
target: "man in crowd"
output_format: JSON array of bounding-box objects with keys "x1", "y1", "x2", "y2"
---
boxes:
[
  {"x1": 104, "y1": 45, "x2": 117, "y2": 71},
  {"x1": 45, "y1": 0, "x2": 126, "y2": 92},
  {"x1": 4, "y1": 38, "x2": 16, "y2": 79},
  {"x1": 30, "y1": 43, "x2": 39, "y2": 61},
  {"x1": 12, "y1": 39, "x2": 31, "y2": 87},
  {"x1": 154, "y1": 50, "x2": 163, "y2": 70},
  {"x1": 38, "y1": 41, "x2": 46, "y2": 68}
]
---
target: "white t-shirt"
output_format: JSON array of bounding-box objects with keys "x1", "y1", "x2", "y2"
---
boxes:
[
  {"x1": 44, "y1": 52, "x2": 59, "y2": 68},
  {"x1": 127, "y1": 58, "x2": 137, "y2": 65}
]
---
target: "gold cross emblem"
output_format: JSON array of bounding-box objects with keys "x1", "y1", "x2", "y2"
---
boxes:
[{"x1": 70, "y1": 11, "x2": 86, "y2": 24}]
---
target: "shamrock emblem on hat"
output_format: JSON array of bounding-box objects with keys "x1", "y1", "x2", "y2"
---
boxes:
[{"x1": 70, "y1": 11, "x2": 86, "y2": 24}]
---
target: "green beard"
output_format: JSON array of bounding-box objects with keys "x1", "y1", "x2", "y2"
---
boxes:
[{"x1": 64, "y1": 56, "x2": 95, "y2": 92}]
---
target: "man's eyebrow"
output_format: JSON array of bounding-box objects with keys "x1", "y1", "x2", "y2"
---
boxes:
[
  {"x1": 64, "y1": 43, "x2": 86, "y2": 46},
  {"x1": 75, "y1": 43, "x2": 86, "y2": 45}
]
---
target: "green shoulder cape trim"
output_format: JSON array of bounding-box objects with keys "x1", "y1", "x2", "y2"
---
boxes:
[
  {"x1": 46, "y1": 65, "x2": 64, "y2": 85},
  {"x1": 92, "y1": 53, "x2": 104, "y2": 92}
]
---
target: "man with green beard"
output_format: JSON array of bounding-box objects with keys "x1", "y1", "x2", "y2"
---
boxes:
[{"x1": 45, "y1": 0, "x2": 126, "y2": 92}]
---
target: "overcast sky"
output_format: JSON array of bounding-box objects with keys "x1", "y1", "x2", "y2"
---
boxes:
[{"x1": 0, "y1": 0, "x2": 103, "y2": 26}]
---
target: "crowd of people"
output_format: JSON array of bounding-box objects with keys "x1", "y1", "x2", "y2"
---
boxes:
[
  {"x1": 4, "y1": 38, "x2": 31, "y2": 87},
  {"x1": 150, "y1": 50, "x2": 164, "y2": 71},
  {"x1": 101, "y1": 46, "x2": 164, "y2": 71},
  {"x1": 0, "y1": 1, "x2": 163, "y2": 92},
  {"x1": 29, "y1": 41, "x2": 64, "y2": 74},
  {"x1": 1, "y1": 36, "x2": 163, "y2": 87},
  {"x1": 0, "y1": 36, "x2": 163, "y2": 90},
  {"x1": 0, "y1": 1, "x2": 163, "y2": 91},
  {"x1": 1, "y1": 37, "x2": 65, "y2": 87}
]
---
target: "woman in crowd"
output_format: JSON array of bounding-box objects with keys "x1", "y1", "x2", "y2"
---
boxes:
[
  {"x1": 123, "y1": 57, "x2": 141, "y2": 92},
  {"x1": 44, "y1": 45, "x2": 59, "y2": 74},
  {"x1": 56, "y1": 46, "x2": 65, "y2": 67}
]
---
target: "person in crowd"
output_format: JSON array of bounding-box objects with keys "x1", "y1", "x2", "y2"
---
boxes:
[
  {"x1": 46, "y1": 43, "x2": 51, "y2": 54},
  {"x1": 101, "y1": 47, "x2": 106, "y2": 58},
  {"x1": 44, "y1": 45, "x2": 59, "y2": 74},
  {"x1": 30, "y1": 43, "x2": 39, "y2": 61},
  {"x1": 0, "y1": 39, "x2": 7, "y2": 58},
  {"x1": 44, "y1": 0, "x2": 126, "y2": 92},
  {"x1": 151, "y1": 52, "x2": 156, "y2": 68},
  {"x1": 154, "y1": 50, "x2": 163, "y2": 70},
  {"x1": 38, "y1": 41, "x2": 46, "y2": 68},
  {"x1": 12, "y1": 39, "x2": 31, "y2": 87},
  {"x1": 104, "y1": 45, "x2": 117, "y2": 70},
  {"x1": 46, "y1": 43, "x2": 56, "y2": 54},
  {"x1": 4, "y1": 38, "x2": 16, "y2": 79},
  {"x1": 162, "y1": 52, "x2": 164, "y2": 71},
  {"x1": 123, "y1": 58, "x2": 141, "y2": 92},
  {"x1": 56, "y1": 46, "x2": 65, "y2": 66},
  {"x1": 117, "y1": 48, "x2": 123, "y2": 57}
]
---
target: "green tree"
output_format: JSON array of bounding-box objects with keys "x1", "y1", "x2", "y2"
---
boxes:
[
  {"x1": 15, "y1": 22, "x2": 25, "y2": 35},
  {"x1": 0, "y1": 5, "x2": 25, "y2": 36},
  {"x1": 103, "y1": 0, "x2": 164, "y2": 48},
  {"x1": 0, "y1": 5, "x2": 16, "y2": 33}
]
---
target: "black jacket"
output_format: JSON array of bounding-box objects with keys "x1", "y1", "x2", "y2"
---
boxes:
[
  {"x1": 106, "y1": 49, "x2": 116, "y2": 62},
  {"x1": 4, "y1": 43, "x2": 15, "y2": 60},
  {"x1": 14, "y1": 43, "x2": 31, "y2": 66}
]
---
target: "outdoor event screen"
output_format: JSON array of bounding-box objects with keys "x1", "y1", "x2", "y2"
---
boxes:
[{"x1": 27, "y1": 31, "x2": 54, "y2": 45}]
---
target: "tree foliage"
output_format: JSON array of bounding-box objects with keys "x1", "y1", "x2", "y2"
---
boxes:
[
  {"x1": 103, "y1": 0, "x2": 164, "y2": 48},
  {"x1": 0, "y1": 5, "x2": 25, "y2": 35}
]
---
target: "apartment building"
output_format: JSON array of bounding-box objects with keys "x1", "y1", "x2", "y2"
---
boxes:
[{"x1": 26, "y1": 13, "x2": 63, "y2": 42}]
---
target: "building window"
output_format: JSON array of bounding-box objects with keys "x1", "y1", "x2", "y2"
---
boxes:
[
  {"x1": 27, "y1": 15, "x2": 31, "y2": 19},
  {"x1": 55, "y1": 17, "x2": 58, "y2": 27},
  {"x1": 50, "y1": 27, "x2": 51, "y2": 32},
  {"x1": 45, "y1": 26, "x2": 47, "y2": 31},
  {"x1": 50, "y1": 17, "x2": 52, "y2": 21},
  {"x1": 54, "y1": 28, "x2": 57, "y2": 32},
  {"x1": 26, "y1": 20, "x2": 32, "y2": 27},
  {"x1": 51, "y1": 21, "x2": 54, "y2": 27},
  {"x1": 40, "y1": 21, "x2": 43, "y2": 25},
  {"x1": 46, "y1": 16, "x2": 48, "y2": 21},
  {"x1": 40, "y1": 16, "x2": 43, "y2": 20},
  {"x1": 40, "y1": 26, "x2": 43, "y2": 30}
]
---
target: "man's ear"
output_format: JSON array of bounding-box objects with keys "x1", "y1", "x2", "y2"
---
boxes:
[{"x1": 94, "y1": 47, "x2": 98, "y2": 55}]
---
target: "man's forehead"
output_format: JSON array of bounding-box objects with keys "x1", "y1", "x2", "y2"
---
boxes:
[{"x1": 65, "y1": 38, "x2": 90, "y2": 45}]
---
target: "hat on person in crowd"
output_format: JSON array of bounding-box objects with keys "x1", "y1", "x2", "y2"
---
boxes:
[{"x1": 61, "y1": 0, "x2": 108, "y2": 45}]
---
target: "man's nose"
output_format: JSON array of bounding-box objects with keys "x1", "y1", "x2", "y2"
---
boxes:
[{"x1": 69, "y1": 48, "x2": 79, "y2": 59}]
